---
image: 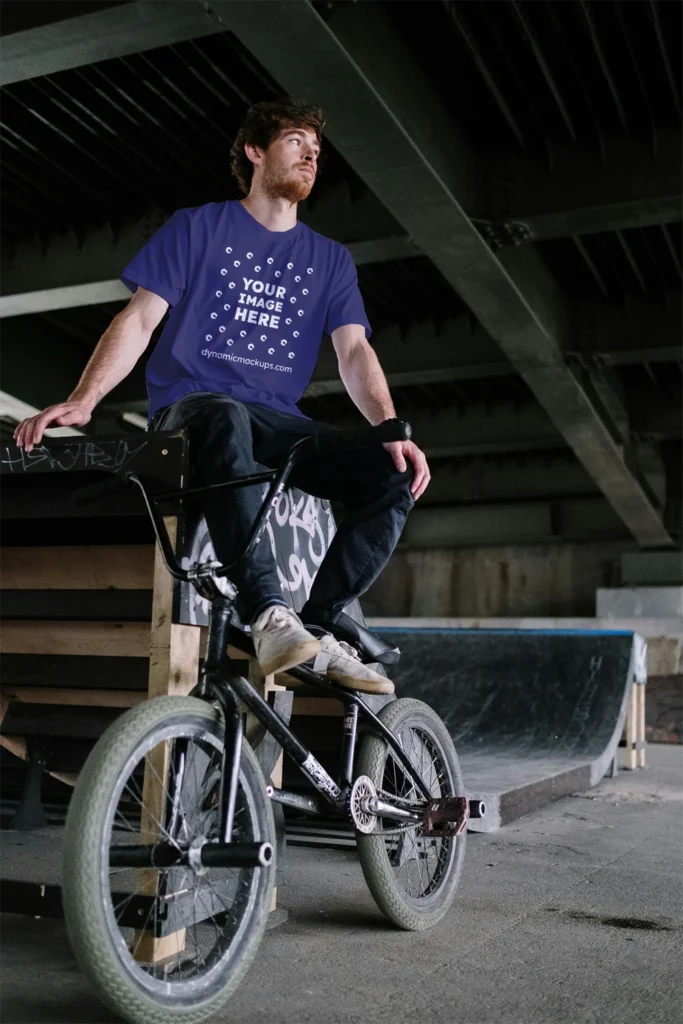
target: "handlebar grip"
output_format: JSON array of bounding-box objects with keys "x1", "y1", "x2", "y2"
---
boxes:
[
  {"x1": 71, "y1": 472, "x2": 132, "y2": 507},
  {"x1": 311, "y1": 418, "x2": 412, "y2": 457}
]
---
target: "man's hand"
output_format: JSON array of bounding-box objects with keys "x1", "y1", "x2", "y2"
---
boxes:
[
  {"x1": 13, "y1": 399, "x2": 95, "y2": 452},
  {"x1": 383, "y1": 439, "x2": 431, "y2": 500}
]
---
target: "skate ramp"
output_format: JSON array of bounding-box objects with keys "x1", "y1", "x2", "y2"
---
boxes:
[{"x1": 381, "y1": 628, "x2": 646, "y2": 831}]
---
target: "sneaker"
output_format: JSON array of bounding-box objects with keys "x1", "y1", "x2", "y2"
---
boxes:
[
  {"x1": 251, "y1": 605, "x2": 321, "y2": 677},
  {"x1": 312, "y1": 634, "x2": 395, "y2": 695}
]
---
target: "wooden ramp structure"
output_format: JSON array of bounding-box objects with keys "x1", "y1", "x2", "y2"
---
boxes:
[{"x1": 0, "y1": 431, "x2": 360, "y2": 934}]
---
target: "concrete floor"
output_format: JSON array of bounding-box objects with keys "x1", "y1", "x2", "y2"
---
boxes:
[{"x1": 1, "y1": 744, "x2": 682, "y2": 1024}]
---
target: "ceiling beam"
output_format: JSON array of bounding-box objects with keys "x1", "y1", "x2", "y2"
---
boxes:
[
  {"x1": 571, "y1": 295, "x2": 682, "y2": 367},
  {"x1": 482, "y1": 132, "x2": 682, "y2": 242},
  {"x1": 337, "y1": 402, "x2": 568, "y2": 459},
  {"x1": 402, "y1": 496, "x2": 630, "y2": 548},
  {"x1": 0, "y1": 391, "x2": 81, "y2": 437},
  {"x1": 422, "y1": 453, "x2": 596, "y2": 506},
  {"x1": 212, "y1": 0, "x2": 670, "y2": 547},
  {"x1": 307, "y1": 316, "x2": 512, "y2": 396},
  {"x1": 0, "y1": 316, "x2": 92, "y2": 410},
  {"x1": 0, "y1": 1, "x2": 223, "y2": 86},
  {"x1": 0, "y1": 215, "x2": 419, "y2": 316}
]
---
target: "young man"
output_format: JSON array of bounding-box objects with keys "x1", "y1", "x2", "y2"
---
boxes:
[{"x1": 14, "y1": 99, "x2": 430, "y2": 693}]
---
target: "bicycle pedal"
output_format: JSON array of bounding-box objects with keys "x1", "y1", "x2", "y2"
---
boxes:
[{"x1": 422, "y1": 796, "x2": 469, "y2": 837}]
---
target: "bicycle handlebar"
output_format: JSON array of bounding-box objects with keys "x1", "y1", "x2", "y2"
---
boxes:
[
  {"x1": 70, "y1": 417, "x2": 413, "y2": 586},
  {"x1": 309, "y1": 418, "x2": 411, "y2": 456},
  {"x1": 71, "y1": 419, "x2": 412, "y2": 508}
]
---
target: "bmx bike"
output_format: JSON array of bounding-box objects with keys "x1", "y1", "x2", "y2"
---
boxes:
[{"x1": 61, "y1": 418, "x2": 477, "y2": 1024}]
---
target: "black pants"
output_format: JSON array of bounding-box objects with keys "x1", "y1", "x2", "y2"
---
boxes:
[{"x1": 152, "y1": 393, "x2": 414, "y2": 625}]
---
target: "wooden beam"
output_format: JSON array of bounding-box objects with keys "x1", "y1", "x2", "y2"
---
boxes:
[
  {"x1": 134, "y1": 517, "x2": 200, "y2": 963},
  {"x1": 0, "y1": 621, "x2": 151, "y2": 658},
  {"x1": 0, "y1": 687, "x2": 143, "y2": 708},
  {"x1": 1, "y1": 546, "x2": 154, "y2": 590},
  {"x1": 291, "y1": 697, "x2": 345, "y2": 717}
]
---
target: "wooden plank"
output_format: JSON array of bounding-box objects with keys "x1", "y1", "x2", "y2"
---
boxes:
[
  {"x1": 135, "y1": 517, "x2": 200, "y2": 962},
  {"x1": 0, "y1": 590, "x2": 154, "y2": 622},
  {"x1": 1, "y1": 546, "x2": 154, "y2": 590},
  {"x1": 291, "y1": 697, "x2": 345, "y2": 717},
  {"x1": 0, "y1": 621, "x2": 151, "y2": 657},
  {"x1": 625, "y1": 683, "x2": 638, "y2": 770},
  {"x1": 0, "y1": 734, "x2": 78, "y2": 787},
  {"x1": 0, "y1": 687, "x2": 144, "y2": 708},
  {"x1": 246, "y1": 660, "x2": 283, "y2": 913},
  {"x1": 1, "y1": 703, "x2": 121, "y2": 738},
  {"x1": 0, "y1": 654, "x2": 149, "y2": 691},
  {"x1": 637, "y1": 684, "x2": 646, "y2": 768}
]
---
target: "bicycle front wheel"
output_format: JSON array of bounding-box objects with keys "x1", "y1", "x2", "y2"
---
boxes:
[
  {"x1": 62, "y1": 696, "x2": 275, "y2": 1024},
  {"x1": 355, "y1": 697, "x2": 466, "y2": 931}
]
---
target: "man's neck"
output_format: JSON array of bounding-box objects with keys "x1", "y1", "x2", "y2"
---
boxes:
[{"x1": 240, "y1": 192, "x2": 298, "y2": 232}]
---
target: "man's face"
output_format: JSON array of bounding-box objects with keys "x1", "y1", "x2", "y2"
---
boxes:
[{"x1": 256, "y1": 126, "x2": 320, "y2": 202}]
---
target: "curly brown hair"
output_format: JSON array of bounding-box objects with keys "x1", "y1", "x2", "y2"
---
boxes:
[{"x1": 230, "y1": 98, "x2": 326, "y2": 195}]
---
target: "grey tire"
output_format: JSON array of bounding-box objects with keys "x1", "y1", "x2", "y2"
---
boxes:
[
  {"x1": 355, "y1": 697, "x2": 467, "y2": 931},
  {"x1": 62, "y1": 696, "x2": 275, "y2": 1024}
]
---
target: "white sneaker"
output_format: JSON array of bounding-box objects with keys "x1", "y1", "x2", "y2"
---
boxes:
[
  {"x1": 252, "y1": 605, "x2": 321, "y2": 677},
  {"x1": 313, "y1": 634, "x2": 395, "y2": 695}
]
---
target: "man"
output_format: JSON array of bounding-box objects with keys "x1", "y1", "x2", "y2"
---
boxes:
[{"x1": 14, "y1": 99, "x2": 430, "y2": 693}]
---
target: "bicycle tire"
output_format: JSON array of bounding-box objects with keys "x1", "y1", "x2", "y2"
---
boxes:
[
  {"x1": 355, "y1": 697, "x2": 466, "y2": 931},
  {"x1": 62, "y1": 696, "x2": 275, "y2": 1024}
]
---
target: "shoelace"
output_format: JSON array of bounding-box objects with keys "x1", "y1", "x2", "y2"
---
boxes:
[
  {"x1": 322, "y1": 635, "x2": 362, "y2": 662},
  {"x1": 260, "y1": 606, "x2": 294, "y2": 632}
]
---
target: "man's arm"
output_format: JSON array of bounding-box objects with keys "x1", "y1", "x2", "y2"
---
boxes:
[
  {"x1": 13, "y1": 287, "x2": 168, "y2": 451},
  {"x1": 331, "y1": 324, "x2": 430, "y2": 499}
]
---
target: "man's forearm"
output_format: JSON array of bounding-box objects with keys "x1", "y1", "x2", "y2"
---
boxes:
[
  {"x1": 69, "y1": 310, "x2": 152, "y2": 410},
  {"x1": 338, "y1": 341, "x2": 396, "y2": 425}
]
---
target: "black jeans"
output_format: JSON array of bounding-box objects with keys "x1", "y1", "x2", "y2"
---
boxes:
[{"x1": 152, "y1": 393, "x2": 414, "y2": 625}]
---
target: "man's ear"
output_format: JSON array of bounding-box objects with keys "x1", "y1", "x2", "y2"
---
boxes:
[{"x1": 244, "y1": 142, "x2": 263, "y2": 168}]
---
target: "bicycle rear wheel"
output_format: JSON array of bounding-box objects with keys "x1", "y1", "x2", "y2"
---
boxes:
[
  {"x1": 355, "y1": 697, "x2": 466, "y2": 930},
  {"x1": 62, "y1": 696, "x2": 275, "y2": 1024}
]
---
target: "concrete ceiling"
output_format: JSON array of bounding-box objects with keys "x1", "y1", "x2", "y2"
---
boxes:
[{"x1": 0, "y1": 0, "x2": 680, "y2": 547}]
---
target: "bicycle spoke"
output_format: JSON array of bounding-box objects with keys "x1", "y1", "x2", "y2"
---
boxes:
[
  {"x1": 97, "y1": 720, "x2": 268, "y2": 994},
  {"x1": 379, "y1": 723, "x2": 458, "y2": 900}
]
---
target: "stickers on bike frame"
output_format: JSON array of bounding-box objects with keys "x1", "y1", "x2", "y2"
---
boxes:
[{"x1": 302, "y1": 753, "x2": 341, "y2": 801}]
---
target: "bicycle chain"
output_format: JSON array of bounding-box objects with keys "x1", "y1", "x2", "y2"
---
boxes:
[{"x1": 364, "y1": 788, "x2": 425, "y2": 837}]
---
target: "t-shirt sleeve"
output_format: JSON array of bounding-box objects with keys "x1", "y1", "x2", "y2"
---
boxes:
[
  {"x1": 324, "y1": 247, "x2": 372, "y2": 338},
  {"x1": 120, "y1": 209, "x2": 192, "y2": 308}
]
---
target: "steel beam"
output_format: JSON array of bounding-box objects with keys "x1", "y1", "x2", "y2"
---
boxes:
[
  {"x1": 571, "y1": 296, "x2": 682, "y2": 367},
  {"x1": 212, "y1": 0, "x2": 670, "y2": 546},
  {"x1": 0, "y1": 1, "x2": 223, "y2": 86},
  {"x1": 307, "y1": 316, "x2": 511, "y2": 396},
  {"x1": 335, "y1": 403, "x2": 567, "y2": 459},
  {"x1": 423, "y1": 454, "x2": 597, "y2": 506},
  {"x1": 0, "y1": 214, "x2": 419, "y2": 316},
  {"x1": 401, "y1": 497, "x2": 630, "y2": 547},
  {"x1": 482, "y1": 132, "x2": 682, "y2": 241}
]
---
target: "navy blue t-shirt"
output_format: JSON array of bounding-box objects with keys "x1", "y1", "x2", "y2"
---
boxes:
[{"x1": 120, "y1": 200, "x2": 371, "y2": 419}]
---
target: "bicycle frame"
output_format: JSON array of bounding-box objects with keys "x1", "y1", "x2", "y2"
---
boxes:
[
  {"x1": 196, "y1": 594, "x2": 431, "y2": 843},
  {"x1": 123, "y1": 443, "x2": 434, "y2": 843}
]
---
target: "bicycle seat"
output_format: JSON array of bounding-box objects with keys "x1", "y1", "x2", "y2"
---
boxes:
[{"x1": 304, "y1": 611, "x2": 401, "y2": 666}]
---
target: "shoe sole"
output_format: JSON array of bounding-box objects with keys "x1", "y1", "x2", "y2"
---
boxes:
[
  {"x1": 327, "y1": 668, "x2": 395, "y2": 695},
  {"x1": 258, "y1": 637, "x2": 321, "y2": 678},
  {"x1": 274, "y1": 660, "x2": 395, "y2": 696}
]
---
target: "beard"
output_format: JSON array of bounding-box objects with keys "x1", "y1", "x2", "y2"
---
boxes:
[{"x1": 261, "y1": 163, "x2": 314, "y2": 203}]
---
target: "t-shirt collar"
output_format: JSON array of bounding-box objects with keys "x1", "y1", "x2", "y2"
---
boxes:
[{"x1": 233, "y1": 199, "x2": 301, "y2": 239}]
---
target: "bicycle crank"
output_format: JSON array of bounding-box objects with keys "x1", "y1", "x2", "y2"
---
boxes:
[{"x1": 349, "y1": 775, "x2": 423, "y2": 834}]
